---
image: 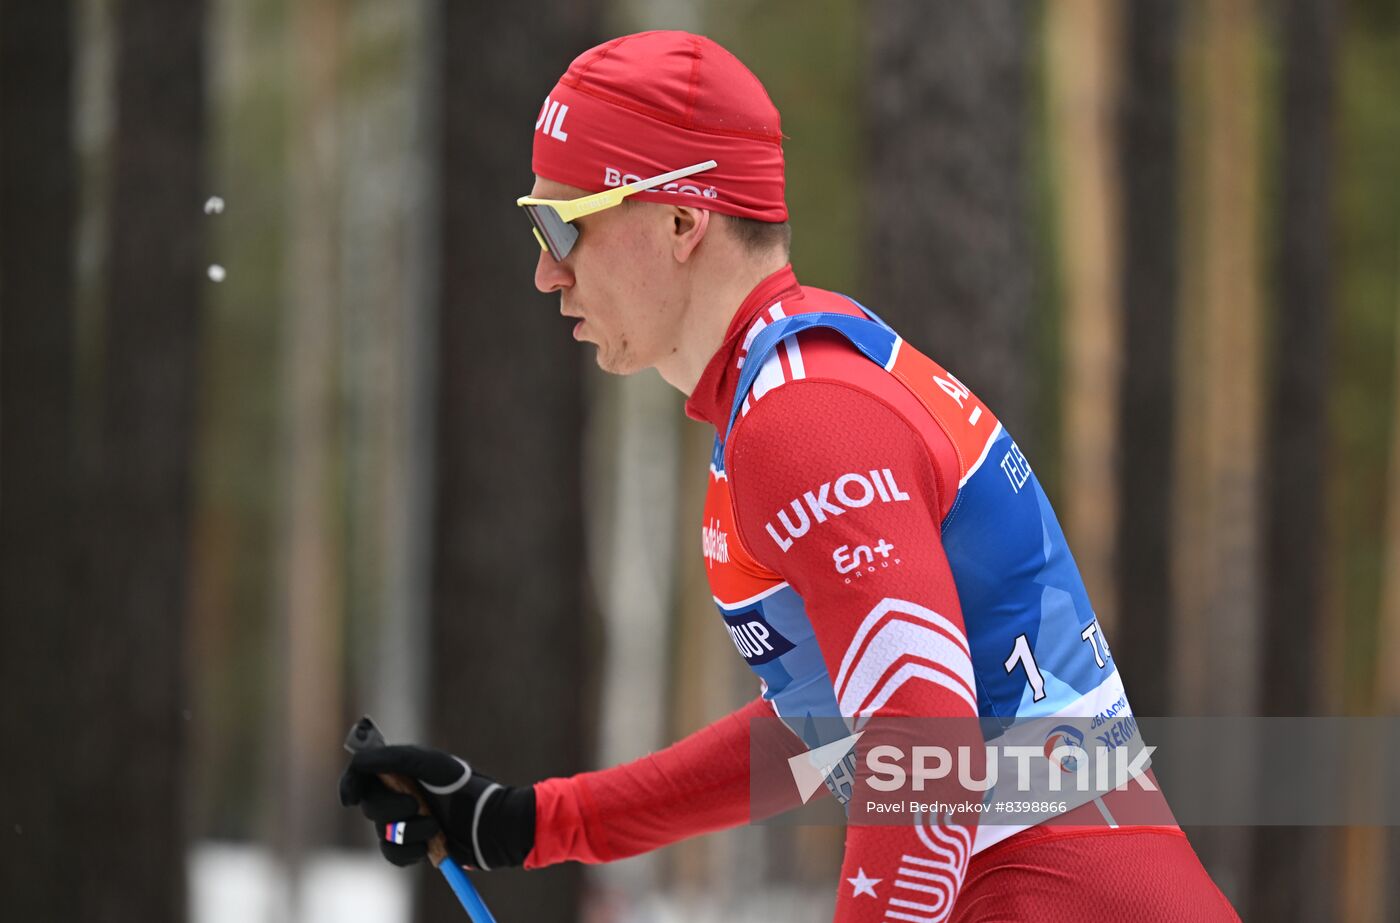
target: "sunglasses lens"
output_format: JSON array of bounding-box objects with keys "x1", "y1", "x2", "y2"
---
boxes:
[{"x1": 524, "y1": 205, "x2": 578, "y2": 261}]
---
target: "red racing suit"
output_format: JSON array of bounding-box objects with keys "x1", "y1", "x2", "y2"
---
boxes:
[{"x1": 526, "y1": 266, "x2": 1238, "y2": 922}]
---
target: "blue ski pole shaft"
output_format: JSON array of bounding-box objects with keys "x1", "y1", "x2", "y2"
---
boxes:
[
  {"x1": 438, "y1": 859, "x2": 498, "y2": 922},
  {"x1": 344, "y1": 716, "x2": 498, "y2": 923}
]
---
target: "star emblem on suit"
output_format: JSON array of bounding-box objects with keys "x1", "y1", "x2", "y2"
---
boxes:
[{"x1": 848, "y1": 867, "x2": 882, "y2": 898}]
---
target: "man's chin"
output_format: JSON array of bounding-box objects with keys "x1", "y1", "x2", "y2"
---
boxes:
[{"x1": 593, "y1": 346, "x2": 642, "y2": 377}]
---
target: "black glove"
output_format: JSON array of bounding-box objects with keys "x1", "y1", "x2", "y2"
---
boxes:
[{"x1": 338, "y1": 744, "x2": 535, "y2": 870}]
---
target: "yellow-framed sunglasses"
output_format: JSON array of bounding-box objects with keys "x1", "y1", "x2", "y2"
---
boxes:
[{"x1": 516, "y1": 159, "x2": 718, "y2": 261}]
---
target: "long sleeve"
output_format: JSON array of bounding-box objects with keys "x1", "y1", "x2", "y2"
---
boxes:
[
  {"x1": 728, "y1": 379, "x2": 981, "y2": 922},
  {"x1": 526, "y1": 695, "x2": 772, "y2": 868}
]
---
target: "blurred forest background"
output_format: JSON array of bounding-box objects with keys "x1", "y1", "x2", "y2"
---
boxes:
[{"x1": 2, "y1": 0, "x2": 1398, "y2": 921}]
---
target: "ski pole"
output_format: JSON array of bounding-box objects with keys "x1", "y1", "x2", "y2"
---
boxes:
[{"x1": 344, "y1": 715, "x2": 499, "y2": 923}]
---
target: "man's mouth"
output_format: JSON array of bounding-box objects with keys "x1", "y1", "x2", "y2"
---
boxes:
[{"x1": 561, "y1": 305, "x2": 585, "y2": 338}]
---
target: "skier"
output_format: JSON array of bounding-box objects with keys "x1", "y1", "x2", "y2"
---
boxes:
[{"x1": 341, "y1": 30, "x2": 1239, "y2": 922}]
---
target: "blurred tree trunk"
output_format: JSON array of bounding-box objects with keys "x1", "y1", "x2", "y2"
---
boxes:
[
  {"x1": 343, "y1": 0, "x2": 437, "y2": 840},
  {"x1": 1114, "y1": 0, "x2": 1180, "y2": 719},
  {"x1": 271, "y1": 0, "x2": 344, "y2": 911},
  {"x1": 187, "y1": 0, "x2": 288, "y2": 845},
  {"x1": 1252, "y1": 1, "x2": 1337, "y2": 921},
  {"x1": 69, "y1": 0, "x2": 207, "y2": 920},
  {"x1": 425, "y1": 3, "x2": 599, "y2": 921},
  {"x1": 1332, "y1": 4, "x2": 1400, "y2": 915},
  {"x1": 1045, "y1": 0, "x2": 1122, "y2": 633},
  {"x1": 1375, "y1": 236, "x2": 1400, "y2": 922},
  {"x1": 1173, "y1": 0, "x2": 1262, "y2": 910},
  {"x1": 588, "y1": 374, "x2": 685, "y2": 902},
  {"x1": 0, "y1": 2, "x2": 77, "y2": 919},
  {"x1": 864, "y1": 0, "x2": 1033, "y2": 435},
  {"x1": 1347, "y1": 264, "x2": 1400, "y2": 921}
]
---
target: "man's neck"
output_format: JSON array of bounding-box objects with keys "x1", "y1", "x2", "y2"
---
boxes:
[{"x1": 655, "y1": 253, "x2": 790, "y2": 396}]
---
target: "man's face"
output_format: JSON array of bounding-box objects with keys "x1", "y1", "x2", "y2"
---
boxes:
[{"x1": 530, "y1": 176, "x2": 683, "y2": 375}]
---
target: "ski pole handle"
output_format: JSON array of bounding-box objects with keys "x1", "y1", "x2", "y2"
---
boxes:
[
  {"x1": 343, "y1": 716, "x2": 451, "y2": 867},
  {"x1": 343, "y1": 715, "x2": 499, "y2": 923}
]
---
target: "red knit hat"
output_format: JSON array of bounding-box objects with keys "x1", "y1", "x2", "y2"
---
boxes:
[{"x1": 531, "y1": 31, "x2": 787, "y2": 222}]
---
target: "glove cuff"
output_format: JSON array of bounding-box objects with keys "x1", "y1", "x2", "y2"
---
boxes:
[{"x1": 472, "y1": 783, "x2": 536, "y2": 869}]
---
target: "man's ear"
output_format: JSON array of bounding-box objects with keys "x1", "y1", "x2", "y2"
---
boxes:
[{"x1": 670, "y1": 205, "x2": 711, "y2": 264}]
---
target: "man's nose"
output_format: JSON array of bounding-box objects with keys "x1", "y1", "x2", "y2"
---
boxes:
[{"x1": 535, "y1": 248, "x2": 573, "y2": 293}]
